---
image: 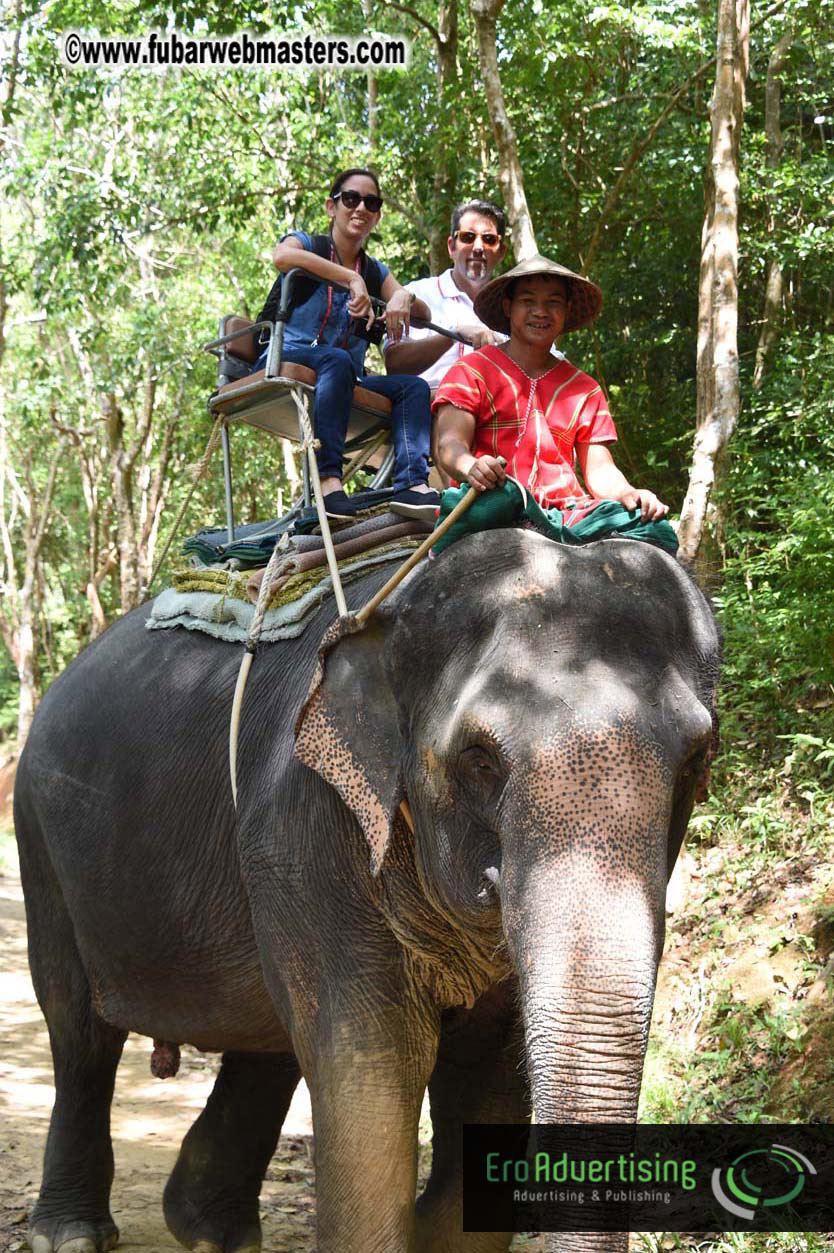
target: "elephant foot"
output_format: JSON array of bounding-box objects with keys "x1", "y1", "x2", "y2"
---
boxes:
[
  {"x1": 162, "y1": 1051, "x2": 298, "y2": 1253},
  {"x1": 29, "y1": 1218, "x2": 119, "y2": 1253},
  {"x1": 191, "y1": 1244, "x2": 259, "y2": 1253},
  {"x1": 416, "y1": 1195, "x2": 511, "y2": 1253},
  {"x1": 163, "y1": 1181, "x2": 261, "y2": 1253}
]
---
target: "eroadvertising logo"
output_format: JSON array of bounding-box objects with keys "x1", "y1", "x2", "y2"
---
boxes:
[
  {"x1": 462, "y1": 1124, "x2": 834, "y2": 1233},
  {"x1": 711, "y1": 1143, "x2": 817, "y2": 1220}
]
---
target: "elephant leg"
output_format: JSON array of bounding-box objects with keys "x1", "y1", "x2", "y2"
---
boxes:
[
  {"x1": 163, "y1": 1050, "x2": 301, "y2": 1253},
  {"x1": 299, "y1": 1001, "x2": 439, "y2": 1253},
  {"x1": 19, "y1": 828, "x2": 127, "y2": 1253},
  {"x1": 416, "y1": 982, "x2": 528, "y2": 1253}
]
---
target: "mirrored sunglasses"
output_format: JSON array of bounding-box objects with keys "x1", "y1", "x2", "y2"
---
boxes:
[
  {"x1": 335, "y1": 190, "x2": 384, "y2": 213},
  {"x1": 454, "y1": 229, "x2": 502, "y2": 249}
]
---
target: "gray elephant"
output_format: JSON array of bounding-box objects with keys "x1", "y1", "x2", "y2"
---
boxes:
[{"x1": 13, "y1": 528, "x2": 719, "y2": 1253}]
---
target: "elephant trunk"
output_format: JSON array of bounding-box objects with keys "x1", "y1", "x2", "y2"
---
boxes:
[
  {"x1": 503, "y1": 857, "x2": 665, "y2": 1253},
  {"x1": 522, "y1": 965, "x2": 656, "y2": 1123}
]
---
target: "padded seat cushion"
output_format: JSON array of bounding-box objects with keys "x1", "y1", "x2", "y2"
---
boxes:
[{"x1": 214, "y1": 364, "x2": 392, "y2": 417}]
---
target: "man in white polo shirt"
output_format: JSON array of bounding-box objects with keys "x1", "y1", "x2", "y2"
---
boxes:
[{"x1": 383, "y1": 199, "x2": 508, "y2": 387}]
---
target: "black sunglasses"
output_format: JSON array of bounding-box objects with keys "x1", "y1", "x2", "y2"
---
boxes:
[
  {"x1": 453, "y1": 229, "x2": 502, "y2": 249},
  {"x1": 334, "y1": 189, "x2": 384, "y2": 213}
]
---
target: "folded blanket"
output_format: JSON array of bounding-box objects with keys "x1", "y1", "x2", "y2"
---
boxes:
[
  {"x1": 182, "y1": 496, "x2": 417, "y2": 566},
  {"x1": 289, "y1": 520, "x2": 425, "y2": 572},
  {"x1": 289, "y1": 509, "x2": 430, "y2": 552},
  {"x1": 432, "y1": 480, "x2": 679, "y2": 556},
  {"x1": 182, "y1": 515, "x2": 298, "y2": 566},
  {"x1": 246, "y1": 535, "x2": 423, "y2": 605},
  {"x1": 148, "y1": 544, "x2": 423, "y2": 643},
  {"x1": 291, "y1": 499, "x2": 400, "y2": 536},
  {"x1": 172, "y1": 566, "x2": 253, "y2": 603}
]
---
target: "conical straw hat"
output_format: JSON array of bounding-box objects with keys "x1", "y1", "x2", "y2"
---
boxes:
[{"x1": 473, "y1": 253, "x2": 603, "y2": 334}]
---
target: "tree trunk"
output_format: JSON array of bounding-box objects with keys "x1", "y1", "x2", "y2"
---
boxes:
[
  {"x1": 0, "y1": 389, "x2": 20, "y2": 669},
  {"x1": 281, "y1": 438, "x2": 301, "y2": 496},
  {"x1": 470, "y1": 0, "x2": 538, "y2": 260},
  {"x1": 16, "y1": 565, "x2": 38, "y2": 745},
  {"x1": 105, "y1": 392, "x2": 142, "y2": 612},
  {"x1": 753, "y1": 29, "x2": 793, "y2": 390},
  {"x1": 0, "y1": 431, "x2": 64, "y2": 746},
  {"x1": 580, "y1": 0, "x2": 790, "y2": 276},
  {"x1": 678, "y1": 0, "x2": 749, "y2": 570},
  {"x1": 17, "y1": 456, "x2": 63, "y2": 743},
  {"x1": 362, "y1": 0, "x2": 378, "y2": 153},
  {"x1": 0, "y1": 0, "x2": 23, "y2": 142},
  {"x1": 428, "y1": 0, "x2": 459, "y2": 275}
]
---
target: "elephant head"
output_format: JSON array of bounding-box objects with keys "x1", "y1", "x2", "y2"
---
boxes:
[{"x1": 296, "y1": 529, "x2": 719, "y2": 1248}]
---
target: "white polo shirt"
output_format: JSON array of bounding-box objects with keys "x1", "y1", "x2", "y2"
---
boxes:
[{"x1": 383, "y1": 268, "x2": 495, "y2": 389}]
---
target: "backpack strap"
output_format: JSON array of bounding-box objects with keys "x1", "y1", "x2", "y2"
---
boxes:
[{"x1": 256, "y1": 234, "x2": 331, "y2": 331}]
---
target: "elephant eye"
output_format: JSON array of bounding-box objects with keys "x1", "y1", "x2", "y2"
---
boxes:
[
  {"x1": 459, "y1": 745, "x2": 500, "y2": 773},
  {"x1": 457, "y1": 745, "x2": 506, "y2": 799}
]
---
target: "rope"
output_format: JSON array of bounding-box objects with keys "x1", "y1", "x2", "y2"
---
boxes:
[
  {"x1": 512, "y1": 376, "x2": 540, "y2": 502},
  {"x1": 291, "y1": 387, "x2": 349, "y2": 617},
  {"x1": 247, "y1": 535, "x2": 291, "y2": 647},
  {"x1": 229, "y1": 531, "x2": 289, "y2": 805},
  {"x1": 147, "y1": 412, "x2": 226, "y2": 594},
  {"x1": 342, "y1": 427, "x2": 389, "y2": 486},
  {"x1": 229, "y1": 385, "x2": 350, "y2": 805}
]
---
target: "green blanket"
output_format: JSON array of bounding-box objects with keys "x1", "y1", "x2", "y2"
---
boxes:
[{"x1": 432, "y1": 481, "x2": 678, "y2": 555}]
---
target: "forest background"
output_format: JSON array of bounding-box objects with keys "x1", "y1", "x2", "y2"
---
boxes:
[{"x1": 1, "y1": 0, "x2": 834, "y2": 1228}]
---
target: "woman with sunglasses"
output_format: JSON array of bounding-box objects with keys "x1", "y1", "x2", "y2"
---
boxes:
[{"x1": 255, "y1": 168, "x2": 441, "y2": 521}]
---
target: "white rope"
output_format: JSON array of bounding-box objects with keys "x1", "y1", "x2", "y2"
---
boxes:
[
  {"x1": 228, "y1": 533, "x2": 290, "y2": 805},
  {"x1": 513, "y1": 377, "x2": 542, "y2": 501},
  {"x1": 510, "y1": 359, "x2": 564, "y2": 507},
  {"x1": 229, "y1": 386, "x2": 352, "y2": 806},
  {"x1": 291, "y1": 386, "x2": 349, "y2": 618}
]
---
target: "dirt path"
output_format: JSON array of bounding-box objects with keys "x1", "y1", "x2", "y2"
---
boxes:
[{"x1": 0, "y1": 850, "x2": 316, "y2": 1253}]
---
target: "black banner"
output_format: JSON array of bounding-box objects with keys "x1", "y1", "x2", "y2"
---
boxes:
[{"x1": 462, "y1": 1124, "x2": 834, "y2": 1232}]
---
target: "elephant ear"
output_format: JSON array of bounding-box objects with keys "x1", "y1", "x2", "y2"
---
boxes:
[{"x1": 294, "y1": 616, "x2": 403, "y2": 875}]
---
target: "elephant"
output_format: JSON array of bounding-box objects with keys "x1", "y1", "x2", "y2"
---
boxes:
[{"x1": 13, "y1": 526, "x2": 720, "y2": 1253}]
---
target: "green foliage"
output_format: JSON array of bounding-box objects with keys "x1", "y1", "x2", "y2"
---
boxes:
[
  {"x1": 712, "y1": 330, "x2": 834, "y2": 765},
  {"x1": 0, "y1": 0, "x2": 831, "y2": 762},
  {"x1": 782, "y1": 733, "x2": 834, "y2": 780},
  {"x1": 0, "y1": 650, "x2": 18, "y2": 741},
  {"x1": 635, "y1": 1234, "x2": 833, "y2": 1251}
]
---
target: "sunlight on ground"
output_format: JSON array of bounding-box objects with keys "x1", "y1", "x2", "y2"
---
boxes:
[
  {"x1": 0, "y1": 1072, "x2": 53, "y2": 1113},
  {"x1": 0, "y1": 833, "x2": 21, "y2": 886}
]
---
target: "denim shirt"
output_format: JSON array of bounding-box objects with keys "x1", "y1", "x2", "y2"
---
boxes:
[{"x1": 280, "y1": 231, "x2": 390, "y2": 378}]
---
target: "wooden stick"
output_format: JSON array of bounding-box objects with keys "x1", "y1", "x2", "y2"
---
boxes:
[{"x1": 352, "y1": 481, "x2": 484, "y2": 627}]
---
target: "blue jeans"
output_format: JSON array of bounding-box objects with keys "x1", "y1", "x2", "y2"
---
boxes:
[{"x1": 255, "y1": 343, "x2": 432, "y2": 489}]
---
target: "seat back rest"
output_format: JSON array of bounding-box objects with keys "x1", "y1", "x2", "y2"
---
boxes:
[
  {"x1": 216, "y1": 315, "x2": 261, "y2": 386},
  {"x1": 223, "y1": 316, "x2": 260, "y2": 363}
]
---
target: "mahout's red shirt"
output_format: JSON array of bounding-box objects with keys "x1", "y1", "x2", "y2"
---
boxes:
[{"x1": 433, "y1": 345, "x2": 616, "y2": 509}]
